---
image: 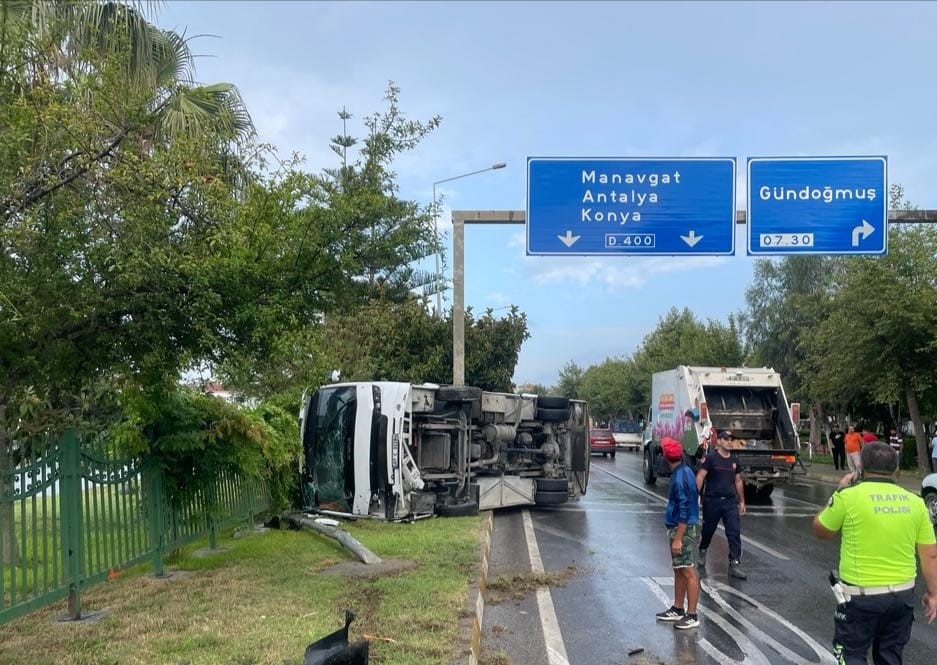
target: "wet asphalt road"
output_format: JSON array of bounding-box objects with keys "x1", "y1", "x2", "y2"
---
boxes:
[{"x1": 481, "y1": 452, "x2": 937, "y2": 665}]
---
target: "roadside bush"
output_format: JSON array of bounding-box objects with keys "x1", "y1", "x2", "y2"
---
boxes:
[
  {"x1": 251, "y1": 401, "x2": 300, "y2": 510},
  {"x1": 111, "y1": 386, "x2": 280, "y2": 509}
]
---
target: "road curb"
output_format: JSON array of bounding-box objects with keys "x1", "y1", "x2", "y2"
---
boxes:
[{"x1": 458, "y1": 511, "x2": 493, "y2": 665}]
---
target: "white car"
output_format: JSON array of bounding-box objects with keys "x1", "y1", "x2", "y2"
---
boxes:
[
  {"x1": 923, "y1": 473, "x2": 937, "y2": 525},
  {"x1": 611, "y1": 421, "x2": 643, "y2": 451}
]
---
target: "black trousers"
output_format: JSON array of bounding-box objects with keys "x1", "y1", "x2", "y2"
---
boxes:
[
  {"x1": 832, "y1": 444, "x2": 847, "y2": 470},
  {"x1": 832, "y1": 589, "x2": 914, "y2": 665},
  {"x1": 699, "y1": 495, "x2": 741, "y2": 561}
]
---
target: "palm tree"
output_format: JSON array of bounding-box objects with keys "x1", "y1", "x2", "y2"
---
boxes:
[{"x1": 3, "y1": 0, "x2": 253, "y2": 138}]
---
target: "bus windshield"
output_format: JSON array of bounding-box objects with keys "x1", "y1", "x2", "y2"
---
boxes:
[{"x1": 303, "y1": 386, "x2": 357, "y2": 510}]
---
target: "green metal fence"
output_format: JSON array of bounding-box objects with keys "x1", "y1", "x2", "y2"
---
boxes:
[{"x1": 0, "y1": 429, "x2": 270, "y2": 624}]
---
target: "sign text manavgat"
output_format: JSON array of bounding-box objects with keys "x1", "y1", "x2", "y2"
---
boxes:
[{"x1": 579, "y1": 169, "x2": 683, "y2": 224}]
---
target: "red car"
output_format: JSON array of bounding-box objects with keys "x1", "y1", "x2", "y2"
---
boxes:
[{"x1": 590, "y1": 428, "x2": 617, "y2": 458}]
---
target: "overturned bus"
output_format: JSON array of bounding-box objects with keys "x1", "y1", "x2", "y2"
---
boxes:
[{"x1": 299, "y1": 382, "x2": 590, "y2": 519}]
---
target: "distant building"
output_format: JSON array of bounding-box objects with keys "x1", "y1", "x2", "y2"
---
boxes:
[{"x1": 203, "y1": 381, "x2": 239, "y2": 404}]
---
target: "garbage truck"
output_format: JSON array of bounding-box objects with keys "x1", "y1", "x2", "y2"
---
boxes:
[
  {"x1": 642, "y1": 366, "x2": 802, "y2": 499},
  {"x1": 299, "y1": 382, "x2": 590, "y2": 519}
]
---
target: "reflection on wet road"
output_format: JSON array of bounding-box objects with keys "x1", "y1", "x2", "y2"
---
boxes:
[{"x1": 481, "y1": 453, "x2": 937, "y2": 665}]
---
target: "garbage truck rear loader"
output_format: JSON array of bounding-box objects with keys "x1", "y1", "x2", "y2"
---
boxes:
[
  {"x1": 299, "y1": 382, "x2": 590, "y2": 518},
  {"x1": 642, "y1": 366, "x2": 802, "y2": 500}
]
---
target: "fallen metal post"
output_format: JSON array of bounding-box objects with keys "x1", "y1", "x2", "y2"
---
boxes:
[{"x1": 284, "y1": 512, "x2": 383, "y2": 565}]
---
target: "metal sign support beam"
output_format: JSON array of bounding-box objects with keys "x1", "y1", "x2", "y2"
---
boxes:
[{"x1": 449, "y1": 209, "x2": 937, "y2": 385}]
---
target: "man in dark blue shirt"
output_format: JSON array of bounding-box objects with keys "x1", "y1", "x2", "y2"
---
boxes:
[
  {"x1": 696, "y1": 430, "x2": 747, "y2": 579},
  {"x1": 656, "y1": 437, "x2": 701, "y2": 629}
]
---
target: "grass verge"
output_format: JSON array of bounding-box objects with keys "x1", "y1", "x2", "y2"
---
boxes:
[{"x1": 0, "y1": 514, "x2": 483, "y2": 665}]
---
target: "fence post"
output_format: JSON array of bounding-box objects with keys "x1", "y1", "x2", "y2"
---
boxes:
[
  {"x1": 245, "y1": 478, "x2": 257, "y2": 527},
  {"x1": 61, "y1": 429, "x2": 83, "y2": 620},
  {"x1": 207, "y1": 481, "x2": 219, "y2": 551},
  {"x1": 145, "y1": 463, "x2": 165, "y2": 578}
]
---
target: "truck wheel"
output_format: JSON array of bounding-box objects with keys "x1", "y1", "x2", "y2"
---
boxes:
[
  {"x1": 610, "y1": 451, "x2": 616, "y2": 459},
  {"x1": 536, "y1": 407, "x2": 570, "y2": 422},
  {"x1": 536, "y1": 478, "x2": 569, "y2": 492},
  {"x1": 436, "y1": 500, "x2": 479, "y2": 517},
  {"x1": 537, "y1": 396, "x2": 570, "y2": 410},
  {"x1": 437, "y1": 385, "x2": 482, "y2": 402},
  {"x1": 643, "y1": 449, "x2": 657, "y2": 485},
  {"x1": 534, "y1": 490, "x2": 568, "y2": 506}
]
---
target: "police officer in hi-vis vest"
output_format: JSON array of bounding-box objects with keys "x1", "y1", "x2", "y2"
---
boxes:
[{"x1": 813, "y1": 442, "x2": 937, "y2": 665}]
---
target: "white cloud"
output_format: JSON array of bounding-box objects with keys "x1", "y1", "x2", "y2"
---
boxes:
[
  {"x1": 525, "y1": 254, "x2": 728, "y2": 289},
  {"x1": 483, "y1": 291, "x2": 513, "y2": 307}
]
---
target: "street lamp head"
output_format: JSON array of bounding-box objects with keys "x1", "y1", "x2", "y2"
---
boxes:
[{"x1": 491, "y1": 162, "x2": 507, "y2": 170}]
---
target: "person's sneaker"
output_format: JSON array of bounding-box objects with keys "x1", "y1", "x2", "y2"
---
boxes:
[
  {"x1": 697, "y1": 548, "x2": 707, "y2": 568},
  {"x1": 674, "y1": 613, "x2": 700, "y2": 630},
  {"x1": 655, "y1": 606, "x2": 685, "y2": 622},
  {"x1": 729, "y1": 560, "x2": 747, "y2": 579}
]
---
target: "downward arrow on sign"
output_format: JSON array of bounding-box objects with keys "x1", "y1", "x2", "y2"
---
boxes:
[
  {"x1": 557, "y1": 230, "x2": 581, "y2": 247},
  {"x1": 680, "y1": 230, "x2": 703, "y2": 247}
]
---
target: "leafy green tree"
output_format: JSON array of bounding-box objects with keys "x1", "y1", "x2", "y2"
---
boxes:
[
  {"x1": 805, "y1": 215, "x2": 937, "y2": 470},
  {"x1": 308, "y1": 302, "x2": 529, "y2": 394},
  {"x1": 630, "y1": 307, "x2": 745, "y2": 409},
  {"x1": 556, "y1": 361, "x2": 585, "y2": 399},
  {"x1": 464, "y1": 306, "x2": 530, "y2": 392},
  {"x1": 0, "y1": 1, "x2": 256, "y2": 562},
  {"x1": 579, "y1": 358, "x2": 643, "y2": 422},
  {"x1": 744, "y1": 255, "x2": 839, "y2": 443},
  {"x1": 213, "y1": 85, "x2": 444, "y2": 397}
]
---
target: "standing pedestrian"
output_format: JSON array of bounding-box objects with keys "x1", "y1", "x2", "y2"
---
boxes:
[
  {"x1": 696, "y1": 430, "x2": 748, "y2": 579},
  {"x1": 655, "y1": 437, "x2": 701, "y2": 630},
  {"x1": 830, "y1": 425, "x2": 846, "y2": 471},
  {"x1": 888, "y1": 428, "x2": 903, "y2": 480},
  {"x1": 844, "y1": 425, "x2": 862, "y2": 473},
  {"x1": 813, "y1": 442, "x2": 937, "y2": 664}
]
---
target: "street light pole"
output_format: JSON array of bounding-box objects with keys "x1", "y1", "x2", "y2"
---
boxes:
[{"x1": 432, "y1": 162, "x2": 506, "y2": 316}]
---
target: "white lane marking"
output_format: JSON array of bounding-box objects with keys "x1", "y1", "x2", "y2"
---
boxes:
[
  {"x1": 550, "y1": 505, "x2": 815, "y2": 518},
  {"x1": 522, "y1": 509, "x2": 570, "y2": 665},
  {"x1": 707, "y1": 581, "x2": 837, "y2": 665},
  {"x1": 593, "y1": 465, "x2": 792, "y2": 560},
  {"x1": 591, "y1": 465, "x2": 666, "y2": 502},
  {"x1": 640, "y1": 577, "x2": 771, "y2": 665}
]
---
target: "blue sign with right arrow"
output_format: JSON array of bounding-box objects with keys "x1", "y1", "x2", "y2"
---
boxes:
[{"x1": 747, "y1": 156, "x2": 888, "y2": 256}]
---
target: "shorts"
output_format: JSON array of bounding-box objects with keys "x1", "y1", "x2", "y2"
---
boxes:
[{"x1": 667, "y1": 523, "x2": 699, "y2": 568}]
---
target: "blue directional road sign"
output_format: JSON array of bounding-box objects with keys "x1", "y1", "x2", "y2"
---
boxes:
[
  {"x1": 747, "y1": 157, "x2": 887, "y2": 256},
  {"x1": 526, "y1": 157, "x2": 736, "y2": 256}
]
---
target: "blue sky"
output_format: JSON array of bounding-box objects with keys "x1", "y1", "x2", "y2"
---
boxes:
[{"x1": 159, "y1": 1, "x2": 937, "y2": 386}]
